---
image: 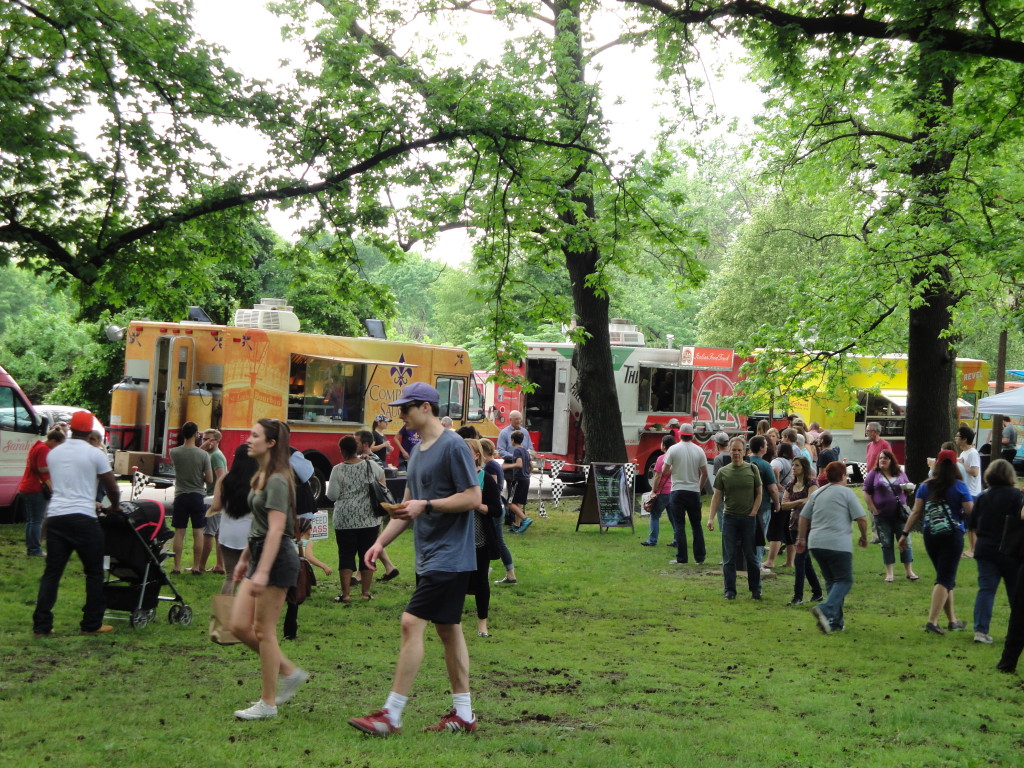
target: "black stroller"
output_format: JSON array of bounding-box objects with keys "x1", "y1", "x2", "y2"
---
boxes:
[{"x1": 100, "y1": 500, "x2": 192, "y2": 628}]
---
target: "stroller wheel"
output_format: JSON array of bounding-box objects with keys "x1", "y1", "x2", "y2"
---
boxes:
[
  {"x1": 168, "y1": 603, "x2": 193, "y2": 626},
  {"x1": 130, "y1": 609, "x2": 152, "y2": 629}
]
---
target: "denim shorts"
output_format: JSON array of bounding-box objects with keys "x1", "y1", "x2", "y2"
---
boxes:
[{"x1": 246, "y1": 536, "x2": 300, "y2": 589}]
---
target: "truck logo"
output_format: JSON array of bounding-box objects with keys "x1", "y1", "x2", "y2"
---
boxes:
[
  {"x1": 695, "y1": 374, "x2": 738, "y2": 427},
  {"x1": 128, "y1": 328, "x2": 143, "y2": 347},
  {"x1": 391, "y1": 355, "x2": 413, "y2": 386}
]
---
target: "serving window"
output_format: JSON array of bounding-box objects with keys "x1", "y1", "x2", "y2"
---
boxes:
[
  {"x1": 638, "y1": 366, "x2": 693, "y2": 413},
  {"x1": 288, "y1": 355, "x2": 366, "y2": 423}
]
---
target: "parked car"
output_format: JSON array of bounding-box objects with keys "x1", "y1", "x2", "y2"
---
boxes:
[{"x1": 34, "y1": 405, "x2": 106, "y2": 442}]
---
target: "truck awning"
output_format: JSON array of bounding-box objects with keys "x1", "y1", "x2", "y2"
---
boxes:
[
  {"x1": 880, "y1": 389, "x2": 973, "y2": 414},
  {"x1": 291, "y1": 353, "x2": 418, "y2": 368}
]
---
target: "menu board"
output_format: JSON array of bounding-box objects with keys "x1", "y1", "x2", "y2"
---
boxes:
[{"x1": 576, "y1": 463, "x2": 634, "y2": 532}]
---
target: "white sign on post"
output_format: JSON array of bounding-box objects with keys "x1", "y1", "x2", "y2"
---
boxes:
[{"x1": 310, "y1": 510, "x2": 330, "y2": 541}]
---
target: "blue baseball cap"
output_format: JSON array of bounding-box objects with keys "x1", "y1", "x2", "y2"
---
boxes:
[{"x1": 388, "y1": 382, "x2": 440, "y2": 406}]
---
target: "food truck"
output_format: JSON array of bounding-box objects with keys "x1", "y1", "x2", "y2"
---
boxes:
[
  {"x1": 497, "y1": 322, "x2": 744, "y2": 489},
  {"x1": 109, "y1": 300, "x2": 493, "y2": 500},
  {"x1": 788, "y1": 354, "x2": 990, "y2": 465}
]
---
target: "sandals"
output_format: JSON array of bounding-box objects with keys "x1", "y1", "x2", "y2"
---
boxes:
[
  {"x1": 477, "y1": 631, "x2": 491, "y2": 638},
  {"x1": 332, "y1": 595, "x2": 351, "y2": 604},
  {"x1": 361, "y1": 594, "x2": 374, "y2": 601},
  {"x1": 884, "y1": 576, "x2": 894, "y2": 583}
]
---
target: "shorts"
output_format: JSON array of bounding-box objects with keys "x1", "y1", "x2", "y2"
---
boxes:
[
  {"x1": 246, "y1": 536, "x2": 300, "y2": 589},
  {"x1": 405, "y1": 571, "x2": 471, "y2": 625},
  {"x1": 510, "y1": 476, "x2": 530, "y2": 506},
  {"x1": 203, "y1": 513, "x2": 221, "y2": 537},
  {"x1": 172, "y1": 493, "x2": 206, "y2": 529},
  {"x1": 335, "y1": 525, "x2": 378, "y2": 572}
]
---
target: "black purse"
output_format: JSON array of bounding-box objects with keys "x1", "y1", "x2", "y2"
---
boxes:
[{"x1": 364, "y1": 460, "x2": 395, "y2": 518}]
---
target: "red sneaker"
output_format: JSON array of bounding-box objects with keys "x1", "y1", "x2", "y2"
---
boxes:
[
  {"x1": 348, "y1": 709, "x2": 401, "y2": 737},
  {"x1": 424, "y1": 708, "x2": 477, "y2": 733}
]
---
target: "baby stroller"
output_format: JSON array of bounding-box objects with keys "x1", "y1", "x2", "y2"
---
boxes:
[{"x1": 100, "y1": 500, "x2": 192, "y2": 628}]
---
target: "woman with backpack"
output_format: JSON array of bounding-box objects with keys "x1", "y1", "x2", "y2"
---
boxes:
[{"x1": 899, "y1": 449, "x2": 974, "y2": 635}]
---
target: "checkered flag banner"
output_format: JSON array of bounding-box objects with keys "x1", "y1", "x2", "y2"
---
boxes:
[
  {"x1": 623, "y1": 462, "x2": 636, "y2": 491},
  {"x1": 551, "y1": 478, "x2": 565, "y2": 507},
  {"x1": 549, "y1": 460, "x2": 565, "y2": 480},
  {"x1": 582, "y1": 464, "x2": 590, "y2": 482},
  {"x1": 131, "y1": 471, "x2": 148, "y2": 501}
]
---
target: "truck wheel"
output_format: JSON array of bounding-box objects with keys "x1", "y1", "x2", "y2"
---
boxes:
[{"x1": 636, "y1": 453, "x2": 660, "y2": 494}]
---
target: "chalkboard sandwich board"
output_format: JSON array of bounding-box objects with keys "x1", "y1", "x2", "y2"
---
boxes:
[{"x1": 576, "y1": 462, "x2": 634, "y2": 533}]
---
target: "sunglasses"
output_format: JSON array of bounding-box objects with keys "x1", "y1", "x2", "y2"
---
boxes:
[{"x1": 399, "y1": 401, "x2": 426, "y2": 414}]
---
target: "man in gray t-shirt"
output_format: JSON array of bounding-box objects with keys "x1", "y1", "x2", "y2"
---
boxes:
[
  {"x1": 170, "y1": 421, "x2": 213, "y2": 574},
  {"x1": 350, "y1": 382, "x2": 482, "y2": 738}
]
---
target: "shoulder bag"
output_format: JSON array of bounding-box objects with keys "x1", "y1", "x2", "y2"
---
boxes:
[{"x1": 364, "y1": 460, "x2": 395, "y2": 518}]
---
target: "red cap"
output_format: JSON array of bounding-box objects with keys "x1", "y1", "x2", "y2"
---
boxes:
[
  {"x1": 936, "y1": 449, "x2": 957, "y2": 465},
  {"x1": 69, "y1": 410, "x2": 94, "y2": 433}
]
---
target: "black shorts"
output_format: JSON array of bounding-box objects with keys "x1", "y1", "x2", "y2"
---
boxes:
[
  {"x1": 172, "y1": 493, "x2": 206, "y2": 529},
  {"x1": 510, "y1": 476, "x2": 530, "y2": 506},
  {"x1": 405, "y1": 571, "x2": 471, "y2": 625},
  {"x1": 246, "y1": 536, "x2": 300, "y2": 589}
]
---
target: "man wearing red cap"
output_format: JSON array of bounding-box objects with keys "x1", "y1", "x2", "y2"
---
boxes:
[
  {"x1": 657, "y1": 422, "x2": 708, "y2": 565},
  {"x1": 32, "y1": 410, "x2": 121, "y2": 637}
]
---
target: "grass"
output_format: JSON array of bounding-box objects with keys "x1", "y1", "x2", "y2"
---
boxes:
[{"x1": 2, "y1": 498, "x2": 1023, "y2": 768}]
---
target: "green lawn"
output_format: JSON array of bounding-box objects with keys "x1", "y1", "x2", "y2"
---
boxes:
[{"x1": 2, "y1": 502, "x2": 1021, "y2": 768}]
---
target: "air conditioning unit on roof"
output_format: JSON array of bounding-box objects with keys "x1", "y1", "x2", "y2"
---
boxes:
[
  {"x1": 608, "y1": 319, "x2": 645, "y2": 347},
  {"x1": 233, "y1": 299, "x2": 301, "y2": 332}
]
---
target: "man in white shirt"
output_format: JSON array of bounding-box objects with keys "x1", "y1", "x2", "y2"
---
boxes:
[
  {"x1": 656, "y1": 423, "x2": 708, "y2": 565},
  {"x1": 955, "y1": 426, "x2": 982, "y2": 498},
  {"x1": 32, "y1": 410, "x2": 121, "y2": 638}
]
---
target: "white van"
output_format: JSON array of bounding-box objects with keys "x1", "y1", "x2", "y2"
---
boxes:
[{"x1": 0, "y1": 365, "x2": 48, "y2": 523}]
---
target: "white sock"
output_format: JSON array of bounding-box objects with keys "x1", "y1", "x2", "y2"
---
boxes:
[
  {"x1": 384, "y1": 692, "x2": 407, "y2": 727},
  {"x1": 452, "y1": 692, "x2": 473, "y2": 722}
]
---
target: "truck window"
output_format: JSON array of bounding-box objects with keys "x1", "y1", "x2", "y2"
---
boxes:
[
  {"x1": 288, "y1": 355, "x2": 366, "y2": 423},
  {"x1": 639, "y1": 367, "x2": 693, "y2": 413},
  {"x1": 467, "y1": 377, "x2": 485, "y2": 421},
  {"x1": 436, "y1": 376, "x2": 466, "y2": 420},
  {"x1": 0, "y1": 385, "x2": 37, "y2": 433}
]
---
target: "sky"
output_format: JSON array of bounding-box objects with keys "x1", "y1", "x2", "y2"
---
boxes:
[{"x1": 189, "y1": 1, "x2": 764, "y2": 264}]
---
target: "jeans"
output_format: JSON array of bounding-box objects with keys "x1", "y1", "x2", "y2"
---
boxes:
[
  {"x1": 645, "y1": 493, "x2": 671, "y2": 544},
  {"x1": 722, "y1": 514, "x2": 760, "y2": 595},
  {"x1": 973, "y1": 538, "x2": 1019, "y2": 634},
  {"x1": 669, "y1": 490, "x2": 706, "y2": 564},
  {"x1": 32, "y1": 514, "x2": 106, "y2": 633},
  {"x1": 756, "y1": 506, "x2": 771, "y2": 566},
  {"x1": 23, "y1": 491, "x2": 48, "y2": 556},
  {"x1": 492, "y1": 516, "x2": 513, "y2": 570},
  {"x1": 875, "y1": 514, "x2": 913, "y2": 566},
  {"x1": 811, "y1": 548, "x2": 854, "y2": 630},
  {"x1": 793, "y1": 548, "x2": 822, "y2": 600}
]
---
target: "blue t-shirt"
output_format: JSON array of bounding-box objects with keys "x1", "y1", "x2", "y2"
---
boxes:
[
  {"x1": 750, "y1": 456, "x2": 776, "y2": 513},
  {"x1": 915, "y1": 480, "x2": 972, "y2": 533},
  {"x1": 511, "y1": 446, "x2": 532, "y2": 481},
  {"x1": 407, "y1": 429, "x2": 479, "y2": 574}
]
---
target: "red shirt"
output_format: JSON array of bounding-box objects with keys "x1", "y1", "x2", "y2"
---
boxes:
[
  {"x1": 18, "y1": 440, "x2": 50, "y2": 494},
  {"x1": 865, "y1": 438, "x2": 892, "y2": 474}
]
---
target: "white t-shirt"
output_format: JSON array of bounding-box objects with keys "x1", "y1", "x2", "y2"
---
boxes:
[
  {"x1": 959, "y1": 447, "x2": 981, "y2": 497},
  {"x1": 46, "y1": 439, "x2": 111, "y2": 518},
  {"x1": 662, "y1": 440, "x2": 707, "y2": 492}
]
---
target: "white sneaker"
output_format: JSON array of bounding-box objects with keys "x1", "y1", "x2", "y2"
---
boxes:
[
  {"x1": 235, "y1": 700, "x2": 278, "y2": 720},
  {"x1": 974, "y1": 632, "x2": 994, "y2": 644},
  {"x1": 276, "y1": 668, "x2": 309, "y2": 704}
]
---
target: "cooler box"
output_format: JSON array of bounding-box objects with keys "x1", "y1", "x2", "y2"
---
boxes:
[{"x1": 114, "y1": 451, "x2": 157, "y2": 477}]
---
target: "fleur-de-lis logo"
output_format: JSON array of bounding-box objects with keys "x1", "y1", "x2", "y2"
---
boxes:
[
  {"x1": 455, "y1": 353, "x2": 465, "y2": 367},
  {"x1": 391, "y1": 354, "x2": 413, "y2": 386},
  {"x1": 128, "y1": 328, "x2": 142, "y2": 347},
  {"x1": 211, "y1": 336, "x2": 223, "y2": 351},
  {"x1": 177, "y1": 382, "x2": 186, "y2": 395},
  {"x1": 241, "y1": 334, "x2": 253, "y2": 351}
]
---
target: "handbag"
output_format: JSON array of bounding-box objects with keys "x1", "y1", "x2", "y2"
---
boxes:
[
  {"x1": 287, "y1": 557, "x2": 316, "y2": 605},
  {"x1": 641, "y1": 491, "x2": 655, "y2": 513},
  {"x1": 364, "y1": 460, "x2": 395, "y2": 518},
  {"x1": 209, "y1": 594, "x2": 240, "y2": 645}
]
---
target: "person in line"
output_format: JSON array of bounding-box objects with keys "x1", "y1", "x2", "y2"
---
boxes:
[
  {"x1": 230, "y1": 418, "x2": 307, "y2": 720},
  {"x1": 710, "y1": 431, "x2": 732, "y2": 534},
  {"x1": 815, "y1": 431, "x2": 840, "y2": 474},
  {"x1": 749, "y1": 435, "x2": 779, "y2": 574},
  {"x1": 348, "y1": 382, "x2": 481, "y2": 736},
  {"x1": 396, "y1": 419, "x2": 421, "y2": 472},
  {"x1": 464, "y1": 438, "x2": 503, "y2": 637},
  {"x1": 283, "y1": 517, "x2": 333, "y2": 641},
  {"x1": 480, "y1": 438, "x2": 517, "y2": 585},
  {"x1": 371, "y1": 415, "x2": 394, "y2": 465},
  {"x1": 997, "y1": 557, "x2": 1024, "y2": 673},
  {"x1": 782, "y1": 456, "x2": 822, "y2": 606},
  {"x1": 999, "y1": 416, "x2": 1018, "y2": 464},
  {"x1": 968, "y1": 459, "x2": 1023, "y2": 644},
  {"x1": 797, "y1": 461, "x2": 868, "y2": 634},
  {"x1": 169, "y1": 421, "x2": 213, "y2": 574},
  {"x1": 32, "y1": 410, "x2": 120, "y2": 638},
  {"x1": 496, "y1": 410, "x2": 534, "y2": 459},
  {"x1": 326, "y1": 435, "x2": 385, "y2": 603},
  {"x1": 356, "y1": 430, "x2": 399, "y2": 582},
  {"x1": 502, "y1": 430, "x2": 533, "y2": 534},
  {"x1": 956, "y1": 426, "x2": 982, "y2": 558},
  {"x1": 197, "y1": 428, "x2": 228, "y2": 575},
  {"x1": 765, "y1": 442, "x2": 795, "y2": 570},
  {"x1": 862, "y1": 449, "x2": 919, "y2": 582},
  {"x1": 657, "y1": 423, "x2": 707, "y2": 565},
  {"x1": 207, "y1": 444, "x2": 256, "y2": 596},
  {"x1": 642, "y1": 434, "x2": 676, "y2": 547},
  {"x1": 708, "y1": 437, "x2": 763, "y2": 600},
  {"x1": 899, "y1": 449, "x2": 974, "y2": 635},
  {"x1": 19, "y1": 426, "x2": 65, "y2": 557}
]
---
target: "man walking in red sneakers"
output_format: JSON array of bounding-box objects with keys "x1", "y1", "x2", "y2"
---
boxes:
[{"x1": 348, "y1": 383, "x2": 481, "y2": 736}]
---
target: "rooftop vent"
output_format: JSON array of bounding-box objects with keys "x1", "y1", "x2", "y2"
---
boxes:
[
  {"x1": 233, "y1": 298, "x2": 301, "y2": 332},
  {"x1": 608, "y1": 319, "x2": 645, "y2": 347}
]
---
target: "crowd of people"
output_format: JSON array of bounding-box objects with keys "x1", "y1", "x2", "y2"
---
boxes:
[
  {"x1": 645, "y1": 418, "x2": 1024, "y2": 672},
  {"x1": 21, "y1": 401, "x2": 1024, "y2": 731}
]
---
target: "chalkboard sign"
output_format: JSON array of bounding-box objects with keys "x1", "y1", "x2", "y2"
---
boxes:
[{"x1": 576, "y1": 462, "x2": 634, "y2": 533}]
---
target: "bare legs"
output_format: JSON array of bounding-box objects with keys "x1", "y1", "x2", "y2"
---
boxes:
[{"x1": 231, "y1": 579, "x2": 296, "y2": 705}]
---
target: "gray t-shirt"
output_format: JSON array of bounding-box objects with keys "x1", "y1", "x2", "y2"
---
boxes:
[
  {"x1": 407, "y1": 429, "x2": 478, "y2": 574},
  {"x1": 170, "y1": 445, "x2": 212, "y2": 497},
  {"x1": 800, "y1": 483, "x2": 865, "y2": 552},
  {"x1": 1004, "y1": 424, "x2": 1017, "y2": 450},
  {"x1": 247, "y1": 473, "x2": 294, "y2": 540}
]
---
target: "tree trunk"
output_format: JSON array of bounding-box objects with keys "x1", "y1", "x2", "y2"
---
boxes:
[{"x1": 904, "y1": 275, "x2": 957, "y2": 482}]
